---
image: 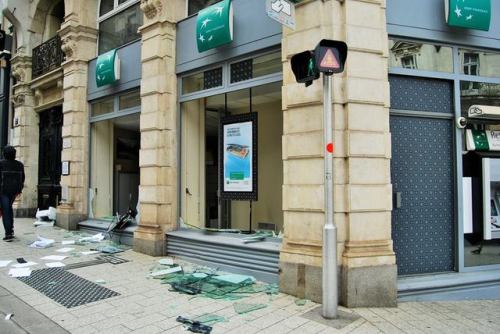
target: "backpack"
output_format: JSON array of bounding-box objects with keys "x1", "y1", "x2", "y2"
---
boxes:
[{"x1": 0, "y1": 170, "x2": 24, "y2": 195}]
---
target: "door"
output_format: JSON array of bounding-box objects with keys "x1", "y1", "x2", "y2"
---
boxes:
[
  {"x1": 181, "y1": 99, "x2": 205, "y2": 228},
  {"x1": 38, "y1": 107, "x2": 63, "y2": 209},
  {"x1": 390, "y1": 76, "x2": 455, "y2": 275}
]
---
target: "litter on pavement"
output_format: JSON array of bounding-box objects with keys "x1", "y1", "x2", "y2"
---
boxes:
[
  {"x1": 4, "y1": 313, "x2": 13, "y2": 320},
  {"x1": 45, "y1": 262, "x2": 65, "y2": 268},
  {"x1": 55, "y1": 248, "x2": 75, "y2": 253},
  {"x1": 40, "y1": 255, "x2": 67, "y2": 261},
  {"x1": 29, "y1": 236, "x2": 55, "y2": 249},
  {"x1": 233, "y1": 302, "x2": 267, "y2": 314},
  {"x1": 8, "y1": 268, "x2": 32, "y2": 278},
  {"x1": 12, "y1": 262, "x2": 37, "y2": 268},
  {"x1": 158, "y1": 258, "x2": 174, "y2": 265},
  {"x1": 61, "y1": 240, "x2": 76, "y2": 245},
  {"x1": 176, "y1": 316, "x2": 212, "y2": 334},
  {"x1": 0, "y1": 260, "x2": 12, "y2": 267},
  {"x1": 150, "y1": 266, "x2": 183, "y2": 278}
]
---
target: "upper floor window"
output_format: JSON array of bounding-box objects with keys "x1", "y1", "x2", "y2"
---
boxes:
[
  {"x1": 188, "y1": 0, "x2": 221, "y2": 16},
  {"x1": 463, "y1": 52, "x2": 479, "y2": 76},
  {"x1": 98, "y1": 0, "x2": 143, "y2": 54}
]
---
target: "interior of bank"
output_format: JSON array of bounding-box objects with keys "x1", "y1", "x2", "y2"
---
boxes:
[{"x1": 180, "y1": 81, "x2": 283, "y2": 235}]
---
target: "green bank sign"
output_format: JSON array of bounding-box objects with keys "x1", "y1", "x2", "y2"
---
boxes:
[
  {"x1": 196, "y1": 0, "x2": 234, "y2": 53},
  {"x1": 445, "y1": 0, "x2": 491, "y2": 31},
  {"x1": 96, "y1": 49, "x2": 120, "y2": 87},
  {"x1": 466, "y1": 129, "x2": 500, "y2": 151}
]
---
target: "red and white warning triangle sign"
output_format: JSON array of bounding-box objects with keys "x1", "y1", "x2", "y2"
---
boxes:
[{"x1": 320, "y1": 49, "x2": 340, "y2": 69}]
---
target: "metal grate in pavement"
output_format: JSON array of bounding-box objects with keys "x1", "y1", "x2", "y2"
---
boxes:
[
  {"x1": 63, "y1": 255, "x2": 129, "y2": 270},
  {"x1": 17, "y1": 268, "x2": 120, "y2": 308}
]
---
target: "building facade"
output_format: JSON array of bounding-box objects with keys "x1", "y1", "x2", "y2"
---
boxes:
[{"x1": 1, "y1": 0, "x2": 499, "y2": 307}]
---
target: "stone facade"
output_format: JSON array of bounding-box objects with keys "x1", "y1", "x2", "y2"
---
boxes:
[
  {"x1": 134, "y1": 0, "x2": 186, "y2": 256},
  {"x1": 3, "y1": 0, "x2": 396, "y2": 307},
  {"x1": 279, "y1": 0, "x2": 396, "y2": 307}
]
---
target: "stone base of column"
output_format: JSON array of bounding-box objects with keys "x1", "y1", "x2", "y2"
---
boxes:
[
  {"x1": 133, "y1": 225, "x2": 165, "y2": 256},
  {"x1": 14, "y1": 208, "x2": 37, "y2": 218},
  {"x1": 279, "y1": 261, "x2": 326, "y2": 303},
  {"x1": 341, "y1": 264, "x2": 397, "y2": 307},
  {"x1": 56, "y1": 203, "x2": 85, "y2": 230}
]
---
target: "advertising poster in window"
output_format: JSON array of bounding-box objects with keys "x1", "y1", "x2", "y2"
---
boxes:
[{"x1": 220, "y1": 113, "x2": 258, "y2": 201}]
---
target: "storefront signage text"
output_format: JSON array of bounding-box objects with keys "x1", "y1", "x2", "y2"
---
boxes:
[
  {"x1": 196, "y1": 0, "x2": 234, "y2": 53},
  {"x1": 445, "y1": 0, "x2": 491, "y2": 31},
  {"x1": 96, "y1": 49, "x2": 120, "y2": 87}
]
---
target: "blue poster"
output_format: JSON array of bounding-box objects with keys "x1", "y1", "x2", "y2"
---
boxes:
[{"x1": 223, "y1": 121, "x2": 253, "y2": 192}]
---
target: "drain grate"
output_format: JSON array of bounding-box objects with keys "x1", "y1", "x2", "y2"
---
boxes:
[
  {"x1": 63, "y1": 255, "x2": 129, "y2": 270},
  {"x1": 17, "y1": 268, "x2": 120, "y2": 308}
]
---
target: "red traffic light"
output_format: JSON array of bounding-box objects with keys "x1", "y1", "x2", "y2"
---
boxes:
[
  {"x1": 291, "y1": 50, "x2": 320, "y2": 87},
  {"x1": 314, "y1": 39, "x2": 347, "y2": 75}
]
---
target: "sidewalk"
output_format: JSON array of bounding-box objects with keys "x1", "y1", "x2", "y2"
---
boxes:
[{"x1": 0, "y1": 218, "x2": 499, "y2": 334}]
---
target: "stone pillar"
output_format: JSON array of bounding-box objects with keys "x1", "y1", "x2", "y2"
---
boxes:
[
  {"x1": 56, "y1": 1, "x2": 98, "y2": 230},
  {"x1": 341, "y1": 0, "x2": 396, "y2": 307},
  {"x1": 134, "y1": 0, "x2": 186, "y2": 256},
  {"x1": 11, "y1": 55, "x2": 38, "y2": 217},
  {"x1": 279, "y1": 0, "x2": 396, "y2": 307}
]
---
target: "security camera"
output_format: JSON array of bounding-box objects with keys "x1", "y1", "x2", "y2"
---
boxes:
[{"x1": 456, "y1": 117, "x2": 467, "y2": 129}]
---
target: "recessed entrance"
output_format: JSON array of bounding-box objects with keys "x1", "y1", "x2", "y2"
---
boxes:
[{"x1": 180, "y1": 81, "x2": 283, "y2": 233}]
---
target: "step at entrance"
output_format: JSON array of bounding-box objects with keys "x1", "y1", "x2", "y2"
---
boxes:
[{"x1": 166, "y1": 229, "x2": 280, "y2": 283}]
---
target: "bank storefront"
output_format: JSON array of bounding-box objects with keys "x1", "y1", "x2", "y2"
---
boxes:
[
  {"x1": 387, "y1": 0, "x2": 500, "y2": 300},
  {"x1": 167, "y1": 0, "x2": 284, "y2": 283}
]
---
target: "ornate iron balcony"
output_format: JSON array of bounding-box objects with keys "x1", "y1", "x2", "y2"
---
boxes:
[{"x1": 32, "y1": 35, "x2": 65, "y2": 79}]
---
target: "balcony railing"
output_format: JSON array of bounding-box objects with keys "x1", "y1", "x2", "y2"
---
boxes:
[{"x1": 32, "y1": 35, "x2": 65, "y2": 79}]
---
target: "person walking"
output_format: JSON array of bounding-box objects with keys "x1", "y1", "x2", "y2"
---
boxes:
[{"x1": 0, "y1": 146, "x2": 25, "y2": 242}]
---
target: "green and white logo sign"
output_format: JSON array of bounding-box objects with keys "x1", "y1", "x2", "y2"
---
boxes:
[
  {"x1": 466, "y1": 129, "x2": 500, "y2": 151},
  {"x1": 196, "y1": 0, "x2": 234, "y2": 53},
  {"x1": 96, "y1": 49, "x2": 120, "y2": 87},
  {"x1": 445, "y1": 0, "x2": 491, "y2": 31}
]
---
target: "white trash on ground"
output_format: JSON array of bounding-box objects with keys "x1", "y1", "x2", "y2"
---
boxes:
[{"x1": 29, "y1": 236, "x2": 55, "y2": 249}]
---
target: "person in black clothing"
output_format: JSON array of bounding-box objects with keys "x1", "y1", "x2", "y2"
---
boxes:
[{"x1": 0, "y1": 146, "x2": 25, "y2": 242}]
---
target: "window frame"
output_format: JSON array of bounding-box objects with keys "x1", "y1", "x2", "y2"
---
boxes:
[
  {"x1": 98, "y1": 0, "x2": 140, "y2": 23},
  {"x1": 97, "y1": 0, "x2": 142, "y2": 55}
]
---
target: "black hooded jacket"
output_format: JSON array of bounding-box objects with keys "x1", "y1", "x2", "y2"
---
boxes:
[{"x1": 0, "y1": 159, "x2": 25, "y2": 196}]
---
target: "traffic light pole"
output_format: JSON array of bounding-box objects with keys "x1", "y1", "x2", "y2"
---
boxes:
[{"x1": 322, "y1": 74, "x2": 337, "y2": 319}]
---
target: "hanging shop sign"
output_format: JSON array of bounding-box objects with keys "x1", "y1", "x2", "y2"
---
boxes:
[
  {"x1": 196, "y1": 0, "x2": 234, "y2": 53},
  {"x1": 266, "y1": 0, "x2": 296, "y2": 30},
  {"x1": 466, "y1": 129, "x2": 500, "y2": 151},
  {"x1": 96, "y1": 49, "x2": 120, "y2": 87},
  {"x1": 445, "y1": 0, "x2": 491, "y2": 31},
  {"x1": 220, "y1": 113, "x2": 258, "y2": 201}
]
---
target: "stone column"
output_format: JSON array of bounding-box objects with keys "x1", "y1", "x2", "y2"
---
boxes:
[
  {"x1": 134, "y1": 0, "x2": 186, "y2": 255},
  {"x1": 279, "y1": 0, "x2": 396, "y2": 307},
  {"x1": 56, "y1": 1, "x2": 98, "y2": 230},
  {"x1": 11, "y1": 54, "x2": 38, "y2": 217},
  {"x1": 341, "y1": 0, "x2": 395, "y2": 307}
]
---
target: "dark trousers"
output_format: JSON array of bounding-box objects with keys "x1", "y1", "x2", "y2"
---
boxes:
[{"x1": 0, "y1": 194, "x2": 15, "y2": 236}]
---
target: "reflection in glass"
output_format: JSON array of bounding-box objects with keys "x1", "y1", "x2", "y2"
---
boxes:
[
  {"x1": 460, "y1": 81, "x2": 500, "y2": 116},
  {"x1": 460, "y1": 49, "x2": 500, "y2": 78},
  {"x1": 463, "y1": 156, "x2": 500, "y2": 267},
  {"x1": 119, "y1": 90, "x2": 141, "y2": 110},
  {"x1": 99, "y1": 0, "x2": 114, "y2": 16},
  {"x1": 230, "y1": 51, "x2": 281, "y2": 84},
  {"x1": 188, "y1": 0, "x2": 221, "y2": 15},
  {"x1": 98, "y1": 3, "x2": 143, "y2": 54},
  {"x1": 182, "y1": 68, "x2": 223, "y2": 95},
  {"x1": 91, "y1": 97, "x2": 114, "y2": 117},
  {"x1": 389, "y1": 39, "x2": 453, "y2": 73}
]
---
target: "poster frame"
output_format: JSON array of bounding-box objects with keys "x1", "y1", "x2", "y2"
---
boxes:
[{"x1": 219, "y1": 112, "x2": 258, "y2": 201}]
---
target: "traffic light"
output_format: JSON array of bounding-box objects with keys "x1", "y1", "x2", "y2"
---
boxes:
[
  {"x1": 291, "y1": 50, "x2": 319, "y2": 87},
  {"x1": 291, "y1": 39, "x2": 348, "y2": 86},
  {"x1": 314, "y1": 39, "x2": 347, "y2": 75}
]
